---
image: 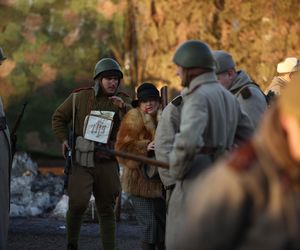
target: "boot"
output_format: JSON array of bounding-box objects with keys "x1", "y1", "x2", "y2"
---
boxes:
[
  {"x1": 99, "y1": 214, "x2": 116, "y2": 250},
  {"x1": 67, "y1": 243, "x2": 78, "y2": 250},
  {"x1": 66, "y1": 210, "x2": 82, "y2": 249},
  {"x1": 156, "y1": 242, "x2": 165, "y2": 250},
  {"x1": 141, "y1": 242, "x2": 155, "y2": 250}
]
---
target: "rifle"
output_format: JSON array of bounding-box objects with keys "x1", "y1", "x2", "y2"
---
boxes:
[
  {"x1": 160, "y1": 85, "x2": 168, "y2": 109},
  {"x1": 10, "y1": 102, "x2": 28, "y2": 156},
  {"x1": 96, "y1": 145, "x2": 170, "y2": 169},
  {"x1": 63, "y1": 93, "x2": 77, "y2": 192}
]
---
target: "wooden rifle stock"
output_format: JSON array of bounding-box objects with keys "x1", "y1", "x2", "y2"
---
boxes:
[
  {"x1": 160, "y1": 86, "x2": 168, "y2": 109},
  {"x1": 100, "y1": 147, "x2": 169, "y2": 169}
]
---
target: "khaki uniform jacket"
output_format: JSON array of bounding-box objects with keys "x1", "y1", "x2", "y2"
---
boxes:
[
  {"x1": 52, "y1": 87, "x2": 131, "y2": 144},
  {"x1": 170, "y1": 139, "x2": 300, "y2": 250},
  {"x1": 230, "y1": 70, "x2": 267, "y2": 129},
  {"x1": 169, "y1": 72, "x2": 254, "y2": 180},
  {"x1": 0, "y1": 97, "x2": 11, "y2": 250},
  {"x1": 115, "y1": 108, "x2": 163, "y2": 198},
  {"x1": 155, "y1": 94, "x2": 184, "y2": 188}
]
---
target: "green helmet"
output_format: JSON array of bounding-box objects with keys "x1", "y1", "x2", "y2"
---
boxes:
[
  {"x1": 94, "y1": 58, "x2": 123, "y2": 80},
  {"x1": 0, "y1": 47, "x2": 7, "y2": 61},
  {"x1": 173, "y1": 40, "x2": 215, "y2": 70}
]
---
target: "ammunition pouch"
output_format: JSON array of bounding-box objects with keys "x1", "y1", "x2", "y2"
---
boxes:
[{"x1": 75, "y1": 136, "x2": 95, "y2": 167}]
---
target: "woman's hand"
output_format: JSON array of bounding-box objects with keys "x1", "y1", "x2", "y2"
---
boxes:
[{"x1": 147, "y1": 141, "x2": 155, "y2": 151}]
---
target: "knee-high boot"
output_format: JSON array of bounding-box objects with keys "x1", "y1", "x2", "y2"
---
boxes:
[
  {"x1": 99, "y1": 214, "x2": 116, "y2": 250},
  {"x1": 66, "y1": 210, "x2": 82, "y2": 249}
]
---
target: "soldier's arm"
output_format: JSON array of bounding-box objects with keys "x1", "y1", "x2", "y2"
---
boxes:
[
  {"x1": 170, "y1": 164, "x2": 251, "y2": 250},
  {"x1": 169, "y1": 92, "x2": 208, "y2": 179},
  {"x1": 237, "y1": 86, "x2": 267, "y2": 129},
  {"x1": 234, "y1": 103, "x2": 254, "y2": 145},
  {"x1": 52, "y1": 93, "x2": 73, "y2": 143}
]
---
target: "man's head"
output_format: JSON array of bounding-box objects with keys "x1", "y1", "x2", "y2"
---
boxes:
[
  {"x1": 173, "y1": 40, "x2": 215, "y2": 87},
  {"x1": 277, "y1": 57, "x2": 300, "y2": 81},
  {"x1": 0, "y1": 47, "x2": 7, "y2": 66},
  {"x1": 213, "y1": 50, "x2": 237, "y2": 89},
  {"x1": 94, "y1": 58, "x2": 123, "y2": 96}
]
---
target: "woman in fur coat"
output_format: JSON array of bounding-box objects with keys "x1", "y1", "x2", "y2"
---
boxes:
[{"x1": 115, "y1": 83, "x2": 165, "y2": 250}]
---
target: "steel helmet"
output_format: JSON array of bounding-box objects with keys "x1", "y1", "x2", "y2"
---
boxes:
[
  {"x1": 173, "y1": 40, "x2": 215, "y2": 70},
  {"x1": 94, "y1": 58, "x2": 123, "y2": 80}
]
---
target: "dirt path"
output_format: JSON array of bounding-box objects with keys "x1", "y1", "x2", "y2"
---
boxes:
[{"x1": 8, "y1": 216, "x2": 141, "y2": 250}]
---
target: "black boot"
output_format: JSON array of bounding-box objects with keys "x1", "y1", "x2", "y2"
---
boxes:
[
  {"x1": 67, "y1": 243, "x2": 78, "y2": 250},
  {"x1": 141, "y1": 242, "x2": 155, "y2": 250}
]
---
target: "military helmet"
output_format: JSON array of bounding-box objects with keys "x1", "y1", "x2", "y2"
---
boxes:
[
  {"x1": 94, "y1": 58, "x2": 123, "y2": 80},
  {"x1": 173, "y1": 40, "x2": 215, "y2": 70},
  {"x1": 0, "y1": 47, "x2": 7, "y2": 61}
]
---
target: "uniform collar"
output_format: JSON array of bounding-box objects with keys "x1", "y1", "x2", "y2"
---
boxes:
[
  {"x1": 230, "y1": 70, "x2": 251, "y2": 91},
  {"x1": 188, "y1": 71, "x2": 218, "y2": 90}
]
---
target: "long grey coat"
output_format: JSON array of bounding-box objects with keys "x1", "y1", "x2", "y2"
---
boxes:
[
  {"x1": 170, "y1": 138, "x2": 300, "y2": 250},
  {"x1": 166, "y1": 72, "x2": 254, "y2": 248},
  {"x1": 155, "y1": 94, "x2": 184, "y2": 188},
  {"x1": 230, "y1": 70, "x2": 267, "y2": 129},
  {"x1": 0, "y1": 97, "x2": 11, "y2": 250}
]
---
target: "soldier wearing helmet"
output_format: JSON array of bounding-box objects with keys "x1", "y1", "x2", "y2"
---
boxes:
[
  {"x1": 213, "y1": 50, "x2": 268, "y2": 129},
  {"x1": 0, "y1": 46, "x2": 11, "y2": 250},
  {"x1": 52, "y1": 58, "x2": 131, "y2": 250},
  {"x1": 165, "y1": 40, "x2": 254, "y2": 249}
]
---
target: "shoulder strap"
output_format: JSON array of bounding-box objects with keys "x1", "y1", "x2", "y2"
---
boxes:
[{"x1": 72, "y1": 93, "x2": 77, "y2": 131}]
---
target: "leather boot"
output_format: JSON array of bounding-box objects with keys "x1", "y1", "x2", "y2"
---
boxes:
[{"x1": 141, "y1": 242, "x2": 155, "y2": 250}]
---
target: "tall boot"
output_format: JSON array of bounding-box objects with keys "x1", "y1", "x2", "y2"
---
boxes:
[
  {"x1": 141, "y1": 242, "x2": 156, "y2": 250},
  {"x1": 156, "y1": 241, "x2": 165, "y2": 250},
  {"x1": 99, "y1": 214, "x2": 116, "y2": 250},
  {"x1": 66, "y1": 210, "x2": 82, "y2": 249}
]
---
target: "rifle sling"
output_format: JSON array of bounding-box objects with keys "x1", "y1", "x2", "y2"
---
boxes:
[{"x1": 0, "y1": 116, "x2": 7, "y2": 131}]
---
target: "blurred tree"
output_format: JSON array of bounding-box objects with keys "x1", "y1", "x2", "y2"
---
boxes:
[{"x1": 1, "y1": 0, "x2": 300, "y2": 155}]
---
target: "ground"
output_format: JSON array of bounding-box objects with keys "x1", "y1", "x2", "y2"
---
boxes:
[{"x1": 8, "y1": 215, "x2": 141, "y2": 250}]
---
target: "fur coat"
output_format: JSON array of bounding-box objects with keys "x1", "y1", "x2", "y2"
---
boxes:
[{"x1": 115, "y1": 107, "x2": 163, "y2": 198}]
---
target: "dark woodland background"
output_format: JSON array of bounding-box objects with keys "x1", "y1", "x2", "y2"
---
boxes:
[{"x1": 0, "y1": 0, "x2": 299, "y2": 155}]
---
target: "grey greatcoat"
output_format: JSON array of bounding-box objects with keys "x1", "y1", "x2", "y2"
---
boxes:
[
  {"x1": 0, "y1": 97, "x2": 11, "y2": 250},
  {"x1": 170, "y1": 120, "x2": 300, "y2": 249},
  {"x1": 155, "y1": 93, "x2": 185, "y2": 188},
  {"x1": 166, "y1": 72, "x2": 254, "y2": 249},
  {"x1": 230, "y1": 70, "x2": 267, "y2": 128}
]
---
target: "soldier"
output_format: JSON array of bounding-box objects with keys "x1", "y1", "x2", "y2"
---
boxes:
[
  {"x1": 0, "y1": 47, "x2": 11, "y2": 250},
  {"x1": 171, "y1": 79, "x2": 300, "y2": 250},
  {"x1": 265, "y1": 57, "x2": 300, "y2": 96},
  {"x1": 213, "y1": 50, "x2": 267, "y2": 129},
  {"x1": 52, "y1": 58, "x2": 131, "y2": 250},
  {"x1": 166, "y1": 40, "x2": 254, "y2": 249},
  {"x1": 154, "y1": 89, "x2": 186, "y2": 205}
]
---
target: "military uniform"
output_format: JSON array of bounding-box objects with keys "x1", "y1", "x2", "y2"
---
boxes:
[
  {"x1": 52, "y1": 58, "x2": 131, "y2": 250},
  {"x1": 170, "y1": 103, "x2": 300, "y2": 250},
  {"x1": 166, "y1": 72, "x2": 254, "y2": 248},
  {"x1": 213, "y1": 51, "x2": 267, "y2": 128},
  {"x1": 155, "y1": 93, "x2": 185, "y2": 202},
  {"x1": 0, "y1": 98, "x2": 11, "y2": 250},
  {"x1": 0, "y1": 47, "x2": 11, "y2": 250}
]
